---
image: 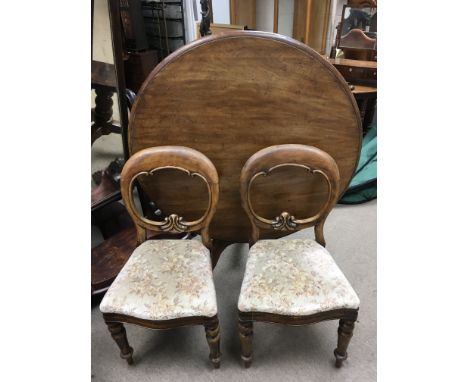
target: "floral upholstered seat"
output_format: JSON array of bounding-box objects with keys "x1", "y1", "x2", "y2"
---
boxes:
[
  {"x1": 238, "y1": 239, "x2": 360, "y2": 316},
  {"x1": 100, "y1": 239, "x2": 217, "y2": 321},
  {"x1": 237, "y1": 145, "x2": 360, "y2": 368}
]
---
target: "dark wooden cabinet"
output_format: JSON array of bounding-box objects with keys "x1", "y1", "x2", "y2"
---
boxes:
[{"x1": 330, "y1": 58, "x2": 377, "y2": 87}]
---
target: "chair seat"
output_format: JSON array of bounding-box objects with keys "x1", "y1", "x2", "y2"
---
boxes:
[
  {"x1": 238, "y1": 239, "x2": 360, "y2": 316},
  {"x1": 100, "y1": 240, "x2": 217, "y2": 321}
]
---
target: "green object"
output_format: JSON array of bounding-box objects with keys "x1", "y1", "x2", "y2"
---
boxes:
[{"x1": 339, "y1": 125, "x2": 377, "y2": 204}]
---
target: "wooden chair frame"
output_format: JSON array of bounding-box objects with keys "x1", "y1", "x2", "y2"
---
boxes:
[
  {"x1": 103, "y1": 146, "x2": 221, "y2": 368},
  {"x1": 238, "y1": 144, "x2": 359, "y2": 368}
]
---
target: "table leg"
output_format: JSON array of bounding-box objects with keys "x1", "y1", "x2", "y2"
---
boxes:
[
  {"x1": 92, "y1": 85, "x2": 114, "y2": 145},
  {"x1": 362, "y1": 96, "x2": 377, "y2": 133},
  {"x1": 210, "y1": 239, "x2": 230, "y2": 269}
]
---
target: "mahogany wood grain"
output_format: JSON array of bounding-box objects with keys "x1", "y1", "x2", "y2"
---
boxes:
[
  {"x1": 238, "y1": 308, "x2": 358, "y2": 368},
  {"x1": 327, "y1": 57, "x2": 377, "y2": 130},
  {"x1": 120, "y1": 146, "x2": 219, "y2": 248},
  {"x1": 92, "y1": 227, "x2": 136, "y2": 293},
  {"x1": 328, "y1": 57, "x2": 377, "y2": 69},
  {"x1": 103, "y1": 313, "x2": 221, "y2": 367},
  {"x1": 240, "y1": 144, "x2": 340, "y2": 246},
  {"x1": 334, "y1": 318, "x2": 356, "y2": 367},
  {"x1": 351, "y1": 85, "x2": 377, "y2": 95},
  {"x1": 105, "y1": 321, "x2": 134, "y2": 364},
  {"x1": 128, "y1": 31, "x2": 362, "y2": 245},
  {"x1": 103, "y1": 146, "x2": 221, "y2": 368},
  {"x1": 327, "y1": 57, "x2": 377, "y2": 87},
  {"x1": 237, "y1": 144, "x2": 358, "y2": 368}
]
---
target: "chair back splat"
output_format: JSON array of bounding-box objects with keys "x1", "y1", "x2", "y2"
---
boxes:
[
  {"x1": 120, "y1": 146, "x2": 219, "y2": 248},
  {"x1": 240, "y1": 144, "x2": 340, "y2": 246}
]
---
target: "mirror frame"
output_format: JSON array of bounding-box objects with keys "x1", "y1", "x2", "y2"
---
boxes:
[{"x1": 337, "y1": 4, "x2": 377, "y2": 52}]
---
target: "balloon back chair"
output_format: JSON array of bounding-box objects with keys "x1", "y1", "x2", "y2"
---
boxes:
[
  {"x1": 237, "y1": 144, "x2": 360, "y2": 368},
  {"x1": 100, "y1": 146, "x2": 221, "y2": 368}
]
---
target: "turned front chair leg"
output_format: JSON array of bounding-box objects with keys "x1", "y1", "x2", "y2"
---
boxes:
[
  {"x1": 204, "y1": 316, "x2": 221, "y2": 368},
  {"x1": 334, "y1": 318, "x2": 356, "y2": 368},
  {"x1": 238, "y1": 318, "x2": 253, "y2": 368},
  {"x1": 105, "y1": 321, "x2": 134, "y2": 365}
]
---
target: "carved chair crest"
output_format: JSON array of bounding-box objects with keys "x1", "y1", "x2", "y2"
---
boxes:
[
  {"x1": 120, "y1": 146, "x2": 219, "y2": 248},
  {"x1": 240, "y1": 144, "x2": 340, "y2": 246}
]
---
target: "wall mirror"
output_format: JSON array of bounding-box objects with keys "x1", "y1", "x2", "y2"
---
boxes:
[
  {"x1": 338, "y1": 5, "x2": 376, "y2": 51},
  {"x1": 91, "y1": 0, "x2": 129, "y2": 211}
]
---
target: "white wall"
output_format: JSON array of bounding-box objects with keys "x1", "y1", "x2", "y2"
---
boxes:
[
  {"x1": 256, "y1": 0, "x2": 274, "y2": 32},
  {"x1": 212, "y1": 0, "x2": 230, "y2": 24},
  {"x1": 92, "y1": 0, "x2": 114, "y2": 64},
  {"x1": 278, "y1": 0, "x2": 294, "y2": 37}
]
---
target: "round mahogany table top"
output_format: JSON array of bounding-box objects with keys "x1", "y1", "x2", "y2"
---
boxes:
[{"x1": 129, "y1": 31, "x2": 362, "y2": 243}]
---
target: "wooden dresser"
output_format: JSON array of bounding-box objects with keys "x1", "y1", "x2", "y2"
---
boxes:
[
  {"x1": 328, "y1": 58, "x2": 377, "y2": 87},
  {"x1": 327, "y1": 57, "x2": 377, "y2": 132}
]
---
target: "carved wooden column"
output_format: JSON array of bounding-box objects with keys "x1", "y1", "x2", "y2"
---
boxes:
[
  {"x1": 199, "y1": 0, "x2": 211, "y2": 37},
  {"x1": 204, "y1": 316, "x2": 221, "y2": 368},
  {"x1": 92, "y1": 86, "x2": 115, "y2": 144},
  {"x1": 105, "y1": 321, "x2": 134, "y2": 364},
  {"x1": 91, "y1": 61, "x2": 121, "y2": 145},
  {"x1": 238, "y1": 318, "x2": 253, "y2": 368},
  {"x1": 334, "y1": 318, "x2": 356, "y2": 367}
]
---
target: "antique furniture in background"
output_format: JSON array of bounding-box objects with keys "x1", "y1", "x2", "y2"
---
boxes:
[
  {"x1": 91, "y1": 61, "x2": 122, "y2": 146},
  {"x1": 92, "y1": 0, "x2": 211, "y2": 296},
  {"x1": 92, "y1": 0, "x2": 136, "y2": 294},
  {"x1": 237, "y1": 144, "x2": 360, "y2": 367},
  {"x1": 124, "y1": 50, "x2": 159, "y2": 93},
  {"x1": 330, "y1": 0, "x2": 377, "y2": 132},
  {"x1": 330, "y1": 57, "x2": 376, "y2": 87},
  {"x1": 292, "y1": 0, "x2": 331, "y2": 54},
  {"x1": 230, "y1": 0, "x2": 256, "y2": 29},
  {"x1": 92, "y1": 0, "x2": 129, "y2": 212},
  {"x1": 229, "y1": 0, "x2": 332, "y2": 55},
  {"x1": 197, "y1": 22, "x2": 246, "y2": 39},
  {"x1": 200, "y1": 0, "x2": 243, "y2": 37},
  {"x1": 141, "y1": 0, "x2": 187, "y2": 58},
  {"x1": 119, "y1": 0, "x2": 189, "y2": 93},
  {"x1": 334, "y1": 1, "x2": 376, "y2": 61},
  {"x1": 200, "y1": 0, "x2": 213, "y2": 36},
  {"x1": 328, "y1": 57, "x2": 376, "y2": 132},
  {"x1": 120, "y1": 0, "x2": 161, "y2": 93},
  {"x1": 120, "y1": 0, "x2": 149, "y2": 51},
  {"x1": 128, "y1": 31, "x2": 362, "y2": 265},
  {"x1": 100, "y1": 146, "x2": 221, "y2": 368},
  {"x1": 348, "y1": 83, "x2": 376, "y2": 134}
]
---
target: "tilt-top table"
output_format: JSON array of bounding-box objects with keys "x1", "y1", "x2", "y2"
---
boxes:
[{"x1": 128, "y1": 31, "x2": 362, "y2": 265}]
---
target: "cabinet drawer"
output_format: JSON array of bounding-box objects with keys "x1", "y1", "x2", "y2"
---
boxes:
[{"x1": 334, "y1": 65, "x2": 377, "y2": 86}]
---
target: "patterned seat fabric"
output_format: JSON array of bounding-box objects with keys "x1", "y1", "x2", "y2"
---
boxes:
[
  {"x1": 100, "y1": 240, "x2": 217, "y2": 321},
  {"x1": 238, "y1": 239, "x2": 359, "y2": 316}
]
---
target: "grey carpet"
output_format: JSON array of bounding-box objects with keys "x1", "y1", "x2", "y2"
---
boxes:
[{"x1": 91, "y1": 199, "x2": 376, "y2": 382}]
